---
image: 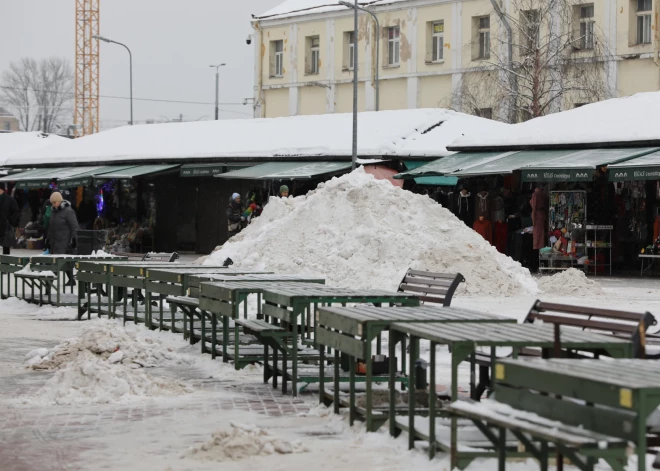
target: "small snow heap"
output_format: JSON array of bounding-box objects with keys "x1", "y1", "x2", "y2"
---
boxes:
[
  {"x1": 207, "y1": 168, "x2": 537, "y2": 296},
  {"x1": 537, "y1": 268, "x2": 604, "y2": 296},
  {"x1": 26, "y1": 319, "x2": 183, "y2": 370},
  {"x1": 185, "y1": 422, "x2": 309, "y2": 462}
]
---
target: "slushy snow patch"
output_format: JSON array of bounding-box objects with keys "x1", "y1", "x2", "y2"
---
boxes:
[
  {"x1": 207, "y1": 169, "x2": 536, "y2": 296},
  {"x1": 184, "y1": 422, "x2": 309, "y2": 461},
  {"x1": 28, "y1": 350, "x2": 189, "y2": 405},
  {"x1": 537, "y1": 268, "x2": 604, "y2": 296}
]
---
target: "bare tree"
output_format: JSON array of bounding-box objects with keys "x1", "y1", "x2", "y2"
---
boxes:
[
  {"x1": 1, "y1": 57, "x2": 73, "y2": 133},
  {"x1": 451, "y1": 0, "x2": 613, "y2": 123}
]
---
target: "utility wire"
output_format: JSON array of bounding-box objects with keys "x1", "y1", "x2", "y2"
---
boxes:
[{"x1": 0, "y1": 85, "x2": 247, "y2": 106}]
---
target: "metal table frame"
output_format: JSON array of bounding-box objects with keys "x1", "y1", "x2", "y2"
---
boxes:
[{"x1": 0, "y1": 255, "x2": 29, "y2": 299}]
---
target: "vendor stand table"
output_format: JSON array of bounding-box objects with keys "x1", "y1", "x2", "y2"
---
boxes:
[
  {"x1": 198, "y1": 278, "x2": 326, "y2": 366},
  {"x1": 20, "y1": 255, "x2": 127, "y2": 307},
  {"x1": 387, "y1": 322, "x2": 633, "y2": 467},
  {"x1": 315, "y1": 305, "x2": 515, "y2": 432},
  {"x1": 0, "y1": 255, "x2": 30, "y2": 299},
  {"x1": 260, "y1": 286, "x2": 420, "y2": 396},
  {"x1": 143, "y1": 267, "x2": 273, "y2": 332},
  {"x1": 640, "y1": 254, "x2": 660, "y2": 277},
  {"x1": 538, "y1": 252, "x2": 583, "y2": 273}
]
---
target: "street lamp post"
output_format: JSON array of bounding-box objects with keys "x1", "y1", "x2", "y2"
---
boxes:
[
  {"x1": 339, "y1": 0, "x2": 380, "y2": 111},
  {"x1": 93, "y1": 35, "x2": 133, "y2": 125},
  {"x1": 209, "y1": 64, "x2": 226, "y2": 120}
]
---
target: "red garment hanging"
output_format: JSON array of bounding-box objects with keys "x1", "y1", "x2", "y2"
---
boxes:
[{"x1": 494, "y1": 221, "x2": 508, "y2": 254}]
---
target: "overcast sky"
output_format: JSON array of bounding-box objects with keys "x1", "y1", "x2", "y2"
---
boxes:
[{"x1": 1, "y1": 0, "x2": 282, "y2": 129}]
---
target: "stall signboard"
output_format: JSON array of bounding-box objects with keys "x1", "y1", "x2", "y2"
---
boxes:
[
  {"x1": 180, "y1": 165, "x2": 224, "y2": 177},
  {"x1": 58, "y1": 177, "x2": 92, "y2": 189},
  {"x1": 15, "y1": 180, "x2": 52, "y2": 190},
  {"x1": 522, "y1": 169, "x2": 593, "y2": 182},
  {"x1": 609, "y1": 168, "x2": 660, "y2": 182}
]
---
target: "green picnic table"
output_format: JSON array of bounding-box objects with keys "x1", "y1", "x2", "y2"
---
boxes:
[
  {"x1": 143, "y1": 267, "x2": 272, "y2": 332},
  {"x1": 260, "y1": 285, "x2": 420, "y2": 396},
  {"x1": 198, "y1": 278, "x2": 325, "y2": 366},
  {"x1": 16, "y1": 255, "x2": 126, "y2": 307},
  {"x1": 0, "y1": 255, "x2": 30, "y2": 299},
  {"x1": 387, "y1": 322, "x2": 634, "y2": 468},
  {"x1": 76, "y1": 260, "x2": 194, "y2": 319},
  {"x1": 315, "y1": 305, "x2": 515, "y2": 432}
]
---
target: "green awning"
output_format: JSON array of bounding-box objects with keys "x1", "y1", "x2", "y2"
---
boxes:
[
  {"x1": 523, "y1": 148, "x2": 659, "y2": 182},
  {"x1": 608, "y1": 150, "x2": 660, "y2": 181},
  {"x1": 0, "y1": 167, "x2": 76, "y2": 189},
  {"x1": 95, "y1": 164, "x2": 180, "y2": 181},
  {"x1": 394, "y1": 152, "x2": 509, "y2": 180},
  {"x1": 402, "y1": 162, "x2": 458, "y2": 186},
  {"x1": 215, "y1": 161, "x2": 352, "y2": 180},
  {"x1": 57, "y1": 166, "x2": 137, "y2": 188},
  {"x1": 452, "y1": 150, "x2": 580, "y2": 178},
  {"x1": 180, "y1": 163, "x2": 253, "y2": 178}
]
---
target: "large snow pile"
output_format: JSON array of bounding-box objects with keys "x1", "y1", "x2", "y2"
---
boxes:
[
  {"x1": 25, "y1": 320, "x2": 185, "y2": 370},
  {"x1": 537, "y1": 268, "x2": 604, "y2": 296},
  {"x1": 207, "y1": 169, "x2": 536, "y2": 296},
  {"x1": 28, "y1": 350, "x2": 189, "y2": 405},
  {"x1": 184, "y1": 422, "x2": 309, "y2": 462}
]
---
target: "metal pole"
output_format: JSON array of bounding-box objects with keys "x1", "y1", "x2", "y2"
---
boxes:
[
  {"x1": 127, "y1": 46, "x2": 133, "y2": 125},
  {"x1": 352, "y1": 0, "x2": 358, "y2": 170},
  {"x1": 215, "y1": 69, "x2": 220, "y2": 120}
]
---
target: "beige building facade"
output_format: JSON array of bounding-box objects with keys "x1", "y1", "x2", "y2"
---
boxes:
[
  {"x1": 0, "y1": 107, "x2": 19, "y2": 132},
  {"x1": 251, "y1": 0, "x2": 660, "y2": 120}
]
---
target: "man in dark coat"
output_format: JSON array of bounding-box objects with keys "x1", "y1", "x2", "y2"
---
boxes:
[
  {"x1": 226, "y1": 193, "x2": 245, "y2": 239},
  {"x1": 47, "y1": 192, "x2": 79, "y2": 286},
  {"x1": 0, "y1": 184, "x2": 20, "y2": 255}
]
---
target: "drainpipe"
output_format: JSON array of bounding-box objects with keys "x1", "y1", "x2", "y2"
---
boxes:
[
  {"x1": 490, "y1": 0, "x2": 517, "y2": 123},
  {"x1": 654, "y1": 2, "x2": 660, "y2": 88},
  {"x1": 253, "y1": 22, "x2": 265, "y2": 118}
]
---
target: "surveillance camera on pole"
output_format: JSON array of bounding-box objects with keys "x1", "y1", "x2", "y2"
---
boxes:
[{"x1": 246, "y1": 34, "x2": 253, "y2": 45}]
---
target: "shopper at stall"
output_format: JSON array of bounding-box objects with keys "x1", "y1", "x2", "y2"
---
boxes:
[
  {"x1": 227, "y1": 193, "x2": 245, "y2": 239},
  {"x1": 279, "y1": 185, "x2": 289, "y2": 198},
  {"x1": 455, "y1": 186, "x2": 472, "y2": 227},
  {"x1": 46, "y1": 192, "x2": 79, "y2": 286},
  {"x1": 0, "y1": 184, "x2": 19, "y2": 255},
  {"x1": 530, "y1": 185, "x2": 548, "y2": 271}
]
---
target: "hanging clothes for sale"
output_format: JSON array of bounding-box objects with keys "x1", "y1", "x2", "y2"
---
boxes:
[
  {"x1": 473, "y1": 217, "x2": 493, "y2": 244},
  {"x1": 530, "y1": 187, "x2": 548, "y2": 250},
  {"x1": 456, "y1": 189, "x2": 472, "y2": 227},
  {"x1": 494, "y1": 221, "x2": 508, "y2": 254},
  {"x1": 475, "y1": 191, "x2": 491, "y2": 221}
]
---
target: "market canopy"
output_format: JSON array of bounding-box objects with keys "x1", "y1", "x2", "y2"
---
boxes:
[
  {"x1": 394, "y1": 152, "x2": 509, "y2": 180},
  {"x1": 402, "y1": 161, "x2": 458, "y2": 186},
  {"x1": 57, "y1": 166, "x2": 138, "y2": 188},
  {"x1": 95, "y1": 164, "x2": 180, "y2": 181},
  {"x1": 215, "y1": 161, "x2": 352, "y2": 180},
  {"x1": 179, "y1": 163, "x2": 253, "y2": 178},
  {"x1": 521, "y1": 148, "x2": 659, "y2": 182},
  {"x1": 608, "y1": 149, "x2": 660, "y2": 181},
  {"x1": 0, "y1": 167, "x2": 108, "y2": 189},
  {"x1": 451, "y1": 150, "x2": 581, "y2": 178}
]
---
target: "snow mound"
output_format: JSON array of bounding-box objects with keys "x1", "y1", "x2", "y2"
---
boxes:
[
  {"x1": 206, "y1": 169, "x2": 537, "y2": 297},
  {"x1": 27, "y1": 350, "x2": 189, "y2": 405},
  {"x1": 27, "y1": 319, "x2": 188, "y2": 370},
  {"x1": 185, "y1": 422, "x2": 309, "y2": 462},
  {"x1": 0, "y1": 297, "x2": 78, "y2": 320},
  {"x1": 537, "y1": 268, "x2": 604, "y2": 296}
]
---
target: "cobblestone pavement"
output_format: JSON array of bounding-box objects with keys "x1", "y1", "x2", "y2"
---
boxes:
[{"x1": 0, "y1": 333, "x2": 316, "y2": 471}]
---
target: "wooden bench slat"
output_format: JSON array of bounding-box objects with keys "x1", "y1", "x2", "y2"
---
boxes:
[
  {"x1": 530, "y1": 313, "x2": 637, "y2": 334},
  {"x1": 399, "y1": 284, "x2": 450, "y2": 296}
]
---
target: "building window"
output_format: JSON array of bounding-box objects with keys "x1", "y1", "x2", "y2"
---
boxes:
[
  {"x1": 431, "y1": 21, "x2": 444, "y2": 62},
  {"x1": 269, "y1": 40, "x2": 284, "y2": 78},
  {"x1": 2, "y1": 122, "x2": 10, "y2": 131},
  {"x1": 306, "y1": 36, "x2": 320, "y2": 75},
  {"x1": 477, "y1": 16, "x2": 490, "y2": 59},
  {"x1": 637, "y1": 0, "x2": 652, "y2": 44},
  {"x1": 475, "y1": 107, "x2": 493, "y2": 119},
  {"x1": 521, "y1": 10, "x2": 539, "y2": 52},
  {"x1": 387, "y1": 26, "x2": 400, "y2": 66},
  {"x1": 579, "y1": 5, "x2": 595, "y2": 49},
  {"x1": 574, "y1": 102, "x2": 588, "y2": 108},
  {"x1": 344, "y1": 31, "x2": 355, "y2": 70}
]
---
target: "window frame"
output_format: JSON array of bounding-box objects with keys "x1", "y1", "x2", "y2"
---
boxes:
[
  {"x1": 431, "y1": 21, "x2": 444, "y2": 62},
  {"x1": 310, "y1": 36, "x2": 320, "y2": 75},
  {"x1": 475, "y1": 107, "x2": 493, "y2": 119},
  {"x1": 579, "y1": 5, "x2": 595, "y2": 50},
  {"x1": 521, "y1": 10, "x2": 540, "y2": 52},
  {"x1": 347, "y1": 31, "x2": 355, "y2": 70},
  {"x1": 274, "y1": 40, "x2": 284, "y2": 77},
  {"x1": 478, "y1": 16, "x2": 491, "y2": 59},
  {"x1": 637, "y1": 7, "x2": 652, "y2": 44},
  {"x1": 387, "y1": 26, "x2": 401, "y2": 66}
]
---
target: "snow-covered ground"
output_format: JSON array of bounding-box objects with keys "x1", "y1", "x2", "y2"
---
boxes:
[{"x1": 0, "y1": 279, "x2": 656, "y2": 470}]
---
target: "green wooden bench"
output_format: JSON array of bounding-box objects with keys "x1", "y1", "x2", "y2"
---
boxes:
[
  {"x1": 197, "y1": 278, "x2": 325, "y2": 367},
  {"x1": 387, "y1": 322, "x2": 634, "y2": 468},
  {"x1": 0, "y1": 255, "x2": 29, "y2": 299},
  {"x1": 315, "y1": 305, "x2": 514, "y2": 432},
  {"x1": 447, "y1": 358, "x2": 660, "y2": 471}
]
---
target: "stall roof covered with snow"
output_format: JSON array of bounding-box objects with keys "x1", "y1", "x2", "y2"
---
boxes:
[
  {"x1": 449, "y1": 92, "x2": 660, "y2": 151},
  {"x1": 6, "y1": 109, "x2": 506, "y2": 168},
  {"x1": 0, "y1": 132, "x2": 66, "y2": 166}
]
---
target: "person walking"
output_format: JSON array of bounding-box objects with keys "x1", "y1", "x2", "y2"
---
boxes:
[
  {"x1": 0, "y1": 184, "x2": 19, "y2": 255},
  {"x1": 46, "y1": 192, "x2": 79, "y2": 286},
  {"x1": 279, "y1": 185, "x2": 289, "y2": 198},
  {"x1": 226, "y1": 193, "x2": 245, "y2": 239}
]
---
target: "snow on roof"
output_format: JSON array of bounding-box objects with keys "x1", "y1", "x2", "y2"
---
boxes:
[
  {"x1": 254, "y1": 0, "x2": 408, "y2": 21},
  {"x1": 7, "y1": 109, "x2": 505, "y2": 167},
  {"x1": 450, "y1": 92, "x2": 660, "y2": 151},
  {"x1": 0, "y1": 132, "x2": 67, "y2": 166}
]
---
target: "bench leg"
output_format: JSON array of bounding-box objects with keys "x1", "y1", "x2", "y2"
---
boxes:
[
  {"x1": 539, "y1": 442, "x2": 548, "y2": 471},
  {"x1": 272, "y1": 347, "x2": 279, "y2": 389},
  {"x1": 497, "y1": 427, "x2": 506, "y2": 471},
  {"x1": 333, "y1": 349, "x2": 340, "y2": 414},
  {"x1": 319, "y1": 343, "x2": 325, "y2": 405},
  {"x1": 349, "y1": 354, "x2": 356, "y2": 426}
]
